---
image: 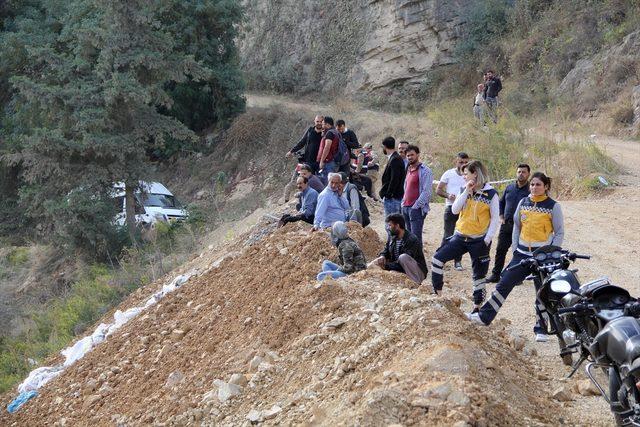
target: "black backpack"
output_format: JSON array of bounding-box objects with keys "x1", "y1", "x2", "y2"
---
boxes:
[{"x1": 346, "y1": 184, "x2": 370, "y2": 227}]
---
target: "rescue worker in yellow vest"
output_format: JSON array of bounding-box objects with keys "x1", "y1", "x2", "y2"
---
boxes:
[
  {"x1": 467, "y1": 172, "x2": 565, "y2": 342},
  {"x1": 431, "y1": 161, "x2": 500, "y2": 310}
]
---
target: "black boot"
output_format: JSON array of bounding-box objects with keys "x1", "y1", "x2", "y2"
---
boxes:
[{"x1": 486, "y1": 273, "x2": 500, "y2": 283}]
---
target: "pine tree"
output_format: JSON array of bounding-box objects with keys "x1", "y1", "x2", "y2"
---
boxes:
[{"x1": 4, "y1": 0, "x2": 210, "y2": 252}]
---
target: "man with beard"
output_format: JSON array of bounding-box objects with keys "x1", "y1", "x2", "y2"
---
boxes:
[
  {"x1": 370, "y1": 214, "x2": 428, "y2": 284},
  {"x1": 401, "y1": 144, "x2": 433, "y2": 246},
  {"x1": 284, "y1": 115, "x2": 324, "y2": 201},
  {"x1": 287, "y1": 115, "x2": 324, "y2": 172}
]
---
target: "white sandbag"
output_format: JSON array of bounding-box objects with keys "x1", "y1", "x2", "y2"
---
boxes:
[
  {"x1": 13, "y1": 270, "x2": 195, "y2": 400},
  {"x1": 17, "y1": 366, "x2": 63, "y2": 393},
  {"x1": 106, "y1": 306, "x2": 143, "y2": 336},
  {"x1": 61, "y1": 335, "x2": 94, "y2": 367}
]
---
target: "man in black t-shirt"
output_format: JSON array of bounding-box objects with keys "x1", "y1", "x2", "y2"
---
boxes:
[
  {"x1": 336, "y1": 119, "x2": 360, "y2": 174},
  {"x1": 284, "y1": 115, "x2": 324, "y2": 201}
]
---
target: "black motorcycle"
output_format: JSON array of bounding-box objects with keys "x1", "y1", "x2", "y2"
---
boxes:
[
  {"x1": 555, "y1": 276, "x2": 640, "y2": 425},
  {"x1": 505, "y1": 245, "x2": 591, "y2": 366}
]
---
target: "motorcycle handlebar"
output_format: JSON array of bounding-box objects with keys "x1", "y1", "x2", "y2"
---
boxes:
[
  {"x1": 558, "y1": 303, "x2": 593, "y2": 314},
  {"x1": 571, "y1": 253, "x2": 591, "y2": 260},
  {"x1": 625, "y1": 302, "x2": 640, "y2": 318}
]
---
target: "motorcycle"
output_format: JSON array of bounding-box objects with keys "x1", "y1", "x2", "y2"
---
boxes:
[
  {"x1": 555, "y1": 275, "x2": 640, "y2": 425},
  {"x1": 505, "y1": 245, "x2": 591, "y2": 366},
  {"x1": 509, "y1": 245, "x2": 640, "y2": 425}
]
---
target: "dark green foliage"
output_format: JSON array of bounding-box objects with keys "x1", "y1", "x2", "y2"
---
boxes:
[
  {"x1": 161, "y1": 0, "x2": 246, "y2": 133},
  {"x1": 456, "y1": 0, "x2": 512, "y2": 64},
  {"x1": 51, "y1": 189, "x2": 130, "y2": 260},
  {"x1": 0, "y1": 0, "x2": 245, "y2": 256}
]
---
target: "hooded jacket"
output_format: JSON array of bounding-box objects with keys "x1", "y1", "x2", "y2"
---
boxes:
[{"x1": 331, "y1": 222, "x2": 366, "y2": 274}]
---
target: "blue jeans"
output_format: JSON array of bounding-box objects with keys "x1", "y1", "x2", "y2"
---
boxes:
[
  {"x1": 383, "y1": 198, "x2": 402, "y2": 218},
  {"x1": 318, "y1": 161, "x2": 337, "y2": 183},
  {"x1": 402, "y1": 206, "x2": 426, "y2": 246},
  {"x1": 317, "y1": 260, "x2": 347, "y2": 281}
]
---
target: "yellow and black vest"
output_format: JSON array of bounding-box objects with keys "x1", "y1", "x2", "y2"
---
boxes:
[
  {"x1": 455, "y1": 187, "x2": 498, "y2": 238},
  {"x1": 517, "y1": 195, "x2": 556, "y2": 253}
]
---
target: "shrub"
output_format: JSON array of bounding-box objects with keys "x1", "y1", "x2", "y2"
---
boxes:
[
  {"x1": 0, "y1": 265, "x2": 126, "y2": 393},
  {"x1": 611, "y1": 103, "x2": 635, "y2": 125},
  {"x1": 6, "y1": 247, "x2": 29, "y2": 266}
]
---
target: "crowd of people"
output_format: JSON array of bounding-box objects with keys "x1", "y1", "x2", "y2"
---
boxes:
[{"x1": 280, "y1": 105, "x2": 563, "y2": 342}]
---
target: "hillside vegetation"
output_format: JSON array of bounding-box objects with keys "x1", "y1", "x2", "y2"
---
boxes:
[{"x1": 0, "y1": 0, "x2": 636, "y2": 406}]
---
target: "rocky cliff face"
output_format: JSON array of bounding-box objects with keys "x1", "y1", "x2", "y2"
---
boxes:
[{"x1": 239, "y1": 0, "x2": 471, "y2": 94}]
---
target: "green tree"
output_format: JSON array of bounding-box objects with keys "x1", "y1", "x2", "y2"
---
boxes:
[
  {"x1": 161, "y1": 0, "x2": 245, "y2": 134},
  {"x1": 4, "y1": 0, "x2": 210, "y2": 253}
]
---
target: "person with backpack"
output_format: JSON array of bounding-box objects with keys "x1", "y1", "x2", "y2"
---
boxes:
[
  {"x1": 317, "y1": 116, "x2": 347, "y2": 182},
  {"x1": 317, "y1": 221, "x2": 367, "y2": 281},
  {"x1": 336, "y1": 119, "x2": 360, "y2": 174},
  {"x1": 401, "y1": 144, "x2": 433, "y2": 246},
  {"x1": 341, "y1": 172, "x2": 370, "y2": 227}
]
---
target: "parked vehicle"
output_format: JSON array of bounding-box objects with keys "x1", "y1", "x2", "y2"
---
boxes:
[
  {"x1": 505, "y1": 245, "x2": 591, "y2": 366},
  {"x1": 556, "y1": 276, "x2": 640, "y2": 426},
  {"x1": 112, "y1": 182, "x2": 187, "y2": 227},
  {"x1": 510, "y1": 245, "x2": 640, "y2": 426}
]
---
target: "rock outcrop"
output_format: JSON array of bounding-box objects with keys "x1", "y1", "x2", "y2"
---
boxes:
[
  {"x1": 558, "y1": 30, "x2": 640, "y2": 114},
  {"x1": 239, "y1": 0, "x2": 471, "y2": 94}
]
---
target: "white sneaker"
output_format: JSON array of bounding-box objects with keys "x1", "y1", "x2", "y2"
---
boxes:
[
  {"x1": 535, "y1": 333, "x2": 549, "y2": 342},
  {"x1": 466, "y1": 312, "x2": 487, "y2": 326}
]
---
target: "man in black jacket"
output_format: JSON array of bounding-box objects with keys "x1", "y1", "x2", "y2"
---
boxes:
[
  {"x1": 379, "y1": 136, "x2": 405, "y2": 218},
  {"x1": 336, "y1": 119, "x2": 360, "y2": 174},
  {"x1": 483, "y1": 70, "x2": 502, "y2": 123},
  {"x1": 487, "y1": 164, "x2": 531, "y2": 282},
  {"x1": 371, "y1": 214, "x2": 427, "y2": 284},
  {"x1": 287, "y1": 115, "x2": 324, "y2": 173}
]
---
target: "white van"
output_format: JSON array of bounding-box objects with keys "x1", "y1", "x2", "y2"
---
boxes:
[{"x1": 113, "y1": 182, "x2": 188, "y2": 227}]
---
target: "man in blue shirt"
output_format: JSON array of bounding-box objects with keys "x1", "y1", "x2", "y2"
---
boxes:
[
  {"x1": 278, "y1": 177, "x2": 318, "y2": 227},
  {"x1": 487, "y1": 164, "x2": 530, "y2": 282},
  {"x1": 313, "y1": 173, "x2": 350, "y2": 230}
]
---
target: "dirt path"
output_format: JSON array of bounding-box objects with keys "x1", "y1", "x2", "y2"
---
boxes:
[
  {"x1": 358, "y1": 123, "x2": 639, "y2": 425},
  {"x1": 419, "y1": 134, "x2": 640, "y2": 426}
]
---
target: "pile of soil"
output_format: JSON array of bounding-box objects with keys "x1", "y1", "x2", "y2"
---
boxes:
[{"x1": 0, "y1": 222, "x2": 568, "y2": 426}]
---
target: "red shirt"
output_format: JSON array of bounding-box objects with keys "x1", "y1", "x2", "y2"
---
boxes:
[
  {"x1": 402, "y1": 164, "x2": 420, "y2": 207},
  {"x1": 317, "y1": 129, "x2": 339, "y2": 163}
]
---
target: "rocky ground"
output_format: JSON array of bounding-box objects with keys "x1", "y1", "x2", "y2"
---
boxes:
[{"x1": 1, "y1": 101, "x2": 638, "y2": 426}]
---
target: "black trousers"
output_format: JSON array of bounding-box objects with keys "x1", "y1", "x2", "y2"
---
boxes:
[
  {"x1": 441, "y1": 206, "x2": 461, "y2": 263},
  {"x1": 491, "y1": 221, "x2": 514, "y2": 275},
  {"x1": 280, "y1": 214, "x2": 313, "y2": 226}
]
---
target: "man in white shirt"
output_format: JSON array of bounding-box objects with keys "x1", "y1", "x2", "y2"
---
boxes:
[
  {"x1": 473, "y1": 83, "x2": 485, "y2": 123},
  {"x1": 435, "y1": 152, "x2": 470, "y2": 271}
]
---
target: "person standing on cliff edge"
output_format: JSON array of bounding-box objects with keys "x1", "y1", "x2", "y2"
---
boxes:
[{"x1": 483, "y1": 70, "x2": 502, "y2": 124}]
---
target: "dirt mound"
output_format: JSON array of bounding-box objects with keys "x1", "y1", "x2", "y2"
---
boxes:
[{"x1": 1, "y1": 223, "x2": 566, "y2": 425}]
